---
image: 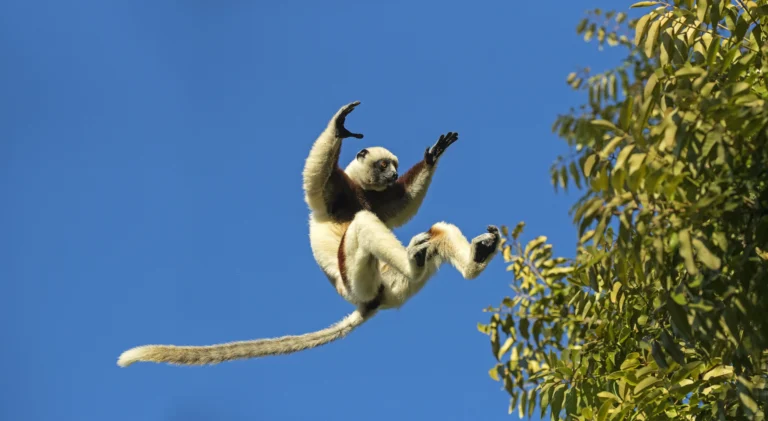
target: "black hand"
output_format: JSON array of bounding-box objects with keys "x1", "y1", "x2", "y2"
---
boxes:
[
  {"x1": 336, "y1": 101, "x2": 364, "y2": 139},
  {"x1": 425, "y1": 131, "x2": 459, "y2": 166}
]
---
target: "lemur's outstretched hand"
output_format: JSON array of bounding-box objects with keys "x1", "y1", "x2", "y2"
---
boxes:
[
  {"x1": 425, "y1": 132, "x2": 459, "y2": 166},
  {"x1": 334, "y1": 101, "x2": 364, "y2": 139}
]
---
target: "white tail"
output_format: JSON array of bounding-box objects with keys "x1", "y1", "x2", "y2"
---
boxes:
[{"x1": 117, "y1": 310, "x2": 368, "y2": 367}]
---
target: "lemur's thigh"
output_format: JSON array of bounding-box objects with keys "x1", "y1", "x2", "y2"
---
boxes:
[
  {"x1": 425, "y1": 223, "x2": 501, "y2": 280},
  {"x1": 340, "y1": 210, "x2": 414, "y2": 302}
]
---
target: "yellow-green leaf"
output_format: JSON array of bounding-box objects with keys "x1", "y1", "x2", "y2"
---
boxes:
[
  {"x1": 675, "y1": 66, "x2": 706, "y2": 78},
  {"x1": 740, "y1": 392, "x2": 759, "y2": 413},
  {"x1": 756, "y1": 247, "x2": 768, "y2": 260},
  {"x1": 634, "y1": 376, "x2": 661, "y2": 394},
  {"x1": 634, "y1": 13, "x2": 652, "y2": 46},
  {"x1": 611, "y1": 282, "x2": 622, "y2": 304},
  {"x1": 692, "y1": 238, "x2": 721, "y2": 270},
  {"x1": 489, "y1": 366, "x2": 500, "y2": 381},
  {"x1": 597, "y1": 399, "x2": 613, "y2": 421},
  {"x1": 698, "y1": 0, "x2": 709, "y2": 23},
  {"x1": 600, "y1": 136, "x2": 624, "y2": 159},
  {"x1": 679, "y1": 229, "x2": 698, "y2": 275},
  {"x1": 706, "y1": 36, "x2": 720, "y2": 66},
  {"x1": 597, "y1": 391, "x2": 621, "y2": 401},
  {"x1": 644, "y1": 19, "x2": 661, "y2": 58},
  {"x1": 497, "y1": 337, "x2": 513, "y2": 360},
  {"x1": 591, "y1": 119, "x2": 619, "y2": 131},
  {"x1": 584, "y1": 154, "x2": 598, "y2": 176},
  {"x1": 615, "y1": 145, "x2": 636, "y2": 170},
  {"x1": 631, "y1": 1, "x2": 660, "y2": 7},
  {"x1": 702, "y1": 365, "x2": 733, "y2": 381}
]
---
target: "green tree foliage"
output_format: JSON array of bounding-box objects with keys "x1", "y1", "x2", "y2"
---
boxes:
[{"x1": 481, "y1": 1, "x2": 768, "y2": 419}]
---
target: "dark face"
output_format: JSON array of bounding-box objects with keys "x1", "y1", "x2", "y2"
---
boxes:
[{"x1": 373, "y1": 158, "x2": 398, "y2": 186}]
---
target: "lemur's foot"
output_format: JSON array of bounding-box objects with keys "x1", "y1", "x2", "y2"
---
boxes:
[
  {"x1": 471, "y1": 225, "x2": 500, "y2": 263},
  {"x1": 408, "y1": 232, "x2": 432, "y2": 267},
  {"x1": 335, "y1": 101, "x2": 364, "y2": 139}
]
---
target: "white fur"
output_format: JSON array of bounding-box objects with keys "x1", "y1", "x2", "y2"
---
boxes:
[{"x1": 116, "y1": 102, "x2": 499, "y2": 367}]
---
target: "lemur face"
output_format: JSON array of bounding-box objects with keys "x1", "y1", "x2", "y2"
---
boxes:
[{"x1": 345, "y1": 147, "x2": 399, "y2": 192}]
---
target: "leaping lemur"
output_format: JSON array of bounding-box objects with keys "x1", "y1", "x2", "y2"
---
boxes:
[{"x1": 117, "y1": 101, "x2": 500, "y2": 367}]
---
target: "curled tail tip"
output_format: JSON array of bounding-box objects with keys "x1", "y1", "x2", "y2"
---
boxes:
[{"x1": 117, "y1": 346, "x2": 150, "y2": 368}]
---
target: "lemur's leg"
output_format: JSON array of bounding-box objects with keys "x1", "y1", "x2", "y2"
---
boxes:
[
  {"x1": 425, "y1": 224, "x2": 501, "y2": 280},
  {"x1": 340, "y1": 211, "x2": 424, "y2": 303}
]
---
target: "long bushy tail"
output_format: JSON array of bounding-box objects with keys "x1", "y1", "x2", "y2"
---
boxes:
[{"x1": 117, "y1": 310, "x2": 369, "y2": 367}]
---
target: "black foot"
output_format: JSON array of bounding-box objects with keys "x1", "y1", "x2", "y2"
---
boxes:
[
  {"x1": 408, "y1": 232, "x2": 432, "y2": 267},
  {"x1": 472, "y1": 225, "x2": 500, "y2": 263}
]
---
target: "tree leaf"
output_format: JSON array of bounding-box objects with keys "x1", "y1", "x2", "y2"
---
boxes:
[
  {"x1": 634, "y1": 13, "x2": 652, "y2": 46},
  {"x1": 633, "y1": 376, "x2": 660, "y2": 394},
  {"x1": 678, "y1": 229, "x2": 698, "y2": 275},
  {"x1": 630, "y1": 1, "x2": 660, "y2": 8},
  {"x1": 692, "y1": 238, "x2": 721, "y2": 270},
  {"x1": 698, "y1": 0, "x2": 710, "y2": 23},
  {"x1": 667, "y1": 299, "x2": 693, "y2": 341},
  {"x1": 597, "y1": 391, "x2": 621, "y2": 402},
  {"x1": 644, "y1": 19, "x2": 661, "y2": 58},
  {"x1": 584, "y1": 154, "x2": 598, "y2": 177},
  {"x1": 614, "y1": 145, "x2": 636, "y2": 170},
  {"x1": 497, "y1": 337, "x2": 513, "y2": 360},
  {"x1": 591, "y1": 119, "x2": 620, "y2": 131},
  {"x1": 550, "y1": 385, "x2": 566, "y2": 421},
  {"x1": 740, "y1": 392, "x2": 758, "y2": 413},
  {"x1": 702, "y1": 365, "x2": 733, "y2": 381},
  {"x1": 489, "y1": 366, "x2": 500, "y2": 381},
  {"x1": 597, "y1": 399, "x2": 613, "y2": 421}
]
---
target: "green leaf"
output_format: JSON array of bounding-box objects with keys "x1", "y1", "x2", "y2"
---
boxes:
[
  {"x1": 497, "y1": 337, "x2": 513, "y2": 360},
  {"x1": 614, "y1": 145, "x2": 636, "y2": 170},
  {"x1": 651, "y1": 341, "x2": 669, "y2": 369},
  {"x1": 678, "y1": 229, "x2": 698, "y2": 275},
  {"x1": 611, "y1": 282, "x2": 622, "y2": 304},
  {"x1": 591, "y1": 119, "x2": 619, "y2": 131},
  {"x1": 706, "y1": 36, "x2": 720, "y2": 66},
  {"x1": 692, "y1": 238, "x2": 721, "y2": 270},
  {"x1": 489, "y1": 366, "x2": 500, "y2": 381},
  {"x1": 630, "y1": 1, "x2": 660, "y2": 7},
  {"x1": 550, "y1": 385, "x2": 566, "y2": 421},
  {"x1": 634, "y1": 13, "x2": 652, "y2": 46},
  {"x1": 674, "y1": 66, "x2": 706, "y2": 78},
  {"x1": 527, "y1": 389, "x2": 537, "y2": 418},
  {"x1": 740, "y1": 392, "x2": 758, "y2": 413},
  {"x1": 597, "y1": 391, "x2": 621, "y2": 402},
  {"x1": 633, "y1": 376, "x2": 660, "y2": 394},
  {"x1": 519, "y1": 318, "x2": 530, "y2": 340},
  {"x1": 600, "y1": 136, "x2": 624, "y2": 159},
  {"x1": 660, "y1": 330, "x2": 686, "y2": 365},
  {"x1": 597, "y1": 399, "x2": 613, "y2": 421},
  {"x1": 644, "y1": 19, "x2": 661, "y2": 58},
  {"x1": 584, "y1": 154, "x2": 598, "y2": 177},
  {"x1": 702, "y1": 365, "x2": 733, "y2": 381},
  {"x1": 667, "y1": 299, "x2": 693, "y2": 341},
  {"x1": 698, "y1": 0, "x2": 709, "y2": 23}
]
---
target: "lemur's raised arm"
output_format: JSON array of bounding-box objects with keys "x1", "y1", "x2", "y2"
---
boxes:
[
  {"x1": 370, "y1": 132, "x2": 458, "y2": 227},
  {"x1": 302, "y1": 101, "x2": 363, "y2": 220}
]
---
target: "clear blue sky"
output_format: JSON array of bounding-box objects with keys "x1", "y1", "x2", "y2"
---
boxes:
[{"x1": 2, "y1": 1, "x2": 628, "y2": 420}]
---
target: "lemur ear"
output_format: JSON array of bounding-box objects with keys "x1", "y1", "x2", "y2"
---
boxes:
[{"x1": 356, "y1": 149, "x2": 369, "y2": 161}]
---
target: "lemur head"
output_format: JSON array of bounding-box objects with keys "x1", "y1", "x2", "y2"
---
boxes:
[{"x1": 345, "y1": 146, "x2": 399, "y2": 191}]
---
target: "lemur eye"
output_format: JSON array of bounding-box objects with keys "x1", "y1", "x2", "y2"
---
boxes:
[{"x1": 379, "y1": 161, "x2": 388, "y2": 170}]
